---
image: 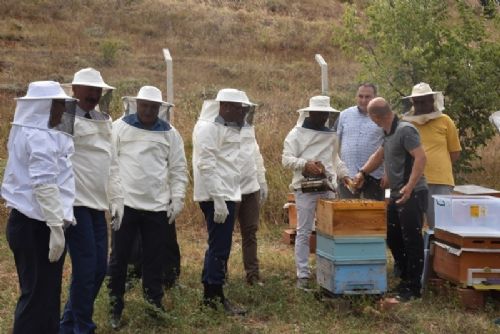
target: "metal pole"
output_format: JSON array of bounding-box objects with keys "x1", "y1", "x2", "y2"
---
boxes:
[
  {"x1": 163, "y1": 48, "x2": 174, "y2": 121},
  {"x1": 315, "y1": 54, "x2": 328, "y2": 96}
]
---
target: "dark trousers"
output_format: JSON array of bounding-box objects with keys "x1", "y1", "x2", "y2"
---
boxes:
[
  {"x1": 387, "y1": 190, "x2": 427, "y2": 292},
  {"x1": 108, "y1": 206, "x2": 170, "y2": 314},
  {"x1": 338, "y1": 175, "x2": 385, "y2": 200},
  {"x1": 60, "y1": 207, "x2": 108, "y2": 334},
  {"x1": 6, "y1": 209, "x2": 65, "y2": 334},
  {"x1": 108, "y1": 220, "x2": 180, "y2": 288},
  {"x1": 235, "y1": 191, "x2": 260, "y2": 282},
  {"x1": 200, "y1": 201, "x2": 237, "y2": 285}
]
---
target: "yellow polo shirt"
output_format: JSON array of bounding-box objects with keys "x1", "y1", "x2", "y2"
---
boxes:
[{"x1": 413, "y1": 114, "x2": 461, "y2": 186}]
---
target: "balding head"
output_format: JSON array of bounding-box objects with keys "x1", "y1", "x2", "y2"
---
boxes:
[
  {"x1": 367, "y1": 97, "x2": 391, "y2": 116},
  {"x1": 367, "y1": 97, "x2": 394, "y2": 131}
]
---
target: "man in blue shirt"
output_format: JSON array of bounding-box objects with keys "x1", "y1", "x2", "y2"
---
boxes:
[{"x1": 337, "y1": 83, "x2": 385, "y2": 200}]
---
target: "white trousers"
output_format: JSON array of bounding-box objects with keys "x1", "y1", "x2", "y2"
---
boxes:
[{"x1": 294, "y1": 190, "x2": 335, "y2": 279}]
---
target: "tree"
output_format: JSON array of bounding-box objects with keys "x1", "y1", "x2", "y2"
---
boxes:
[{"x1": 333, "y1": 0, "x2": 500, "y2": 174}]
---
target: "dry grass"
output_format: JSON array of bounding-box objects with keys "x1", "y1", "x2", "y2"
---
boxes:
[{"x1": 0, "y1": 0, "x2": 499, "y2": 332}]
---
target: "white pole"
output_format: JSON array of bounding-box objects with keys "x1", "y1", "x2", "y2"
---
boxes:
[
  {"x1": 163, "y1": 48, "x2": 174, "y2": 121},
  {"x1": 315, "y1": 54, "x2": 328, "y2": 96}
]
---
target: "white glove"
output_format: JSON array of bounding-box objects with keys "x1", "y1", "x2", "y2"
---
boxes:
[
  {"x1": 110, "y1": 197, "x2": 124, "y2": 231},
  {"x1": 167, "y1": 197, "x2": 184, "y2": 224},
  {"x1": 213, "y1": 196, "x2": 229, "y2": 224},
  {"x1": 259, "y1": 181, "x2": 268, "y2": 204},
  {"x1": 48, "y1": 224, "x2": 65, "y2": 262},
  {"x1": 33, "y1": 184, "x2": 66, "y2": 262}
]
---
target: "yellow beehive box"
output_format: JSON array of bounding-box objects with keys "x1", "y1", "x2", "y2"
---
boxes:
[{"x1": 316, "y1": 199, "x2": 387, "y2": 237}]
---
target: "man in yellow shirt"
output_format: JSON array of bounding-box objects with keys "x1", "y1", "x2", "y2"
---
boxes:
[{"x1": 402, "y1": 83, "x2": 461, "y2": 229}]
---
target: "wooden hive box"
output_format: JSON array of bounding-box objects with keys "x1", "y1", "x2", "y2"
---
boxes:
[
  {"x1": 432, "y1": 240, "x2": 500, "y2": 286},
  {"x1": 435, "y1": 228, "x2": 500, "y2": 250},
  {"x1": 315, "y1": 199, "x2": 387, "y2": 237}
]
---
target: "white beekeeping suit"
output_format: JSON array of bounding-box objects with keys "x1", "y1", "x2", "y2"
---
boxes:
[
  {"x1": 113, "y1": 87, "x2": 187, "y2": 215},
  {"x1": 67, "y1": 71, "x2": 124, "y2": 228},
  {"x1": 283, "y1": 98, "x2": 348, "y2": 192},
  {"x1": 193, "y1": 99, "x2": 243, "y2": 203},
  {"x1": 1, "y1": 81, "x2": 76, "y2": 262},
  {"x1": 282, "y1": 95, "x2": 348, "y2": 285},
  {"x1": 239, "y1": 123, "x2": 267, "y2": 199}
]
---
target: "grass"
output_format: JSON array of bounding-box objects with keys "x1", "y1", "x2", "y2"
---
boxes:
[
  {"x1": 1, "y1": 221, "x2": 499, "y2": 333},
  {"x1": 0, "y1": 0, "x2": 500, "y2": 333}
]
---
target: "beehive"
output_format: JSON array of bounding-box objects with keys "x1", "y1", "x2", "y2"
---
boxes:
[{"x1": 315, "y1": 199, "x2": 387, "y2": 237}]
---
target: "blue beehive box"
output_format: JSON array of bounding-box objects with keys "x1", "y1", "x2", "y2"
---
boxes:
[
  {"x1": 316, "y1": 254, "x2": 387, "y2": 294},
  {"x1": 316, "y1": 232, "x2": 386, "y2": 262}
]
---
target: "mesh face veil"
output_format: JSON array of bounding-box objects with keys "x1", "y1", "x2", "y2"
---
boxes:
[{"x1": 49, "y1": 99, "x2": 77, "y2": 135}]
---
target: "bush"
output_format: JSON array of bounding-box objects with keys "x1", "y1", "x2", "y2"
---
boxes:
[{"x1": 333, "y1": 0, "x2": 500, "y2": 174}]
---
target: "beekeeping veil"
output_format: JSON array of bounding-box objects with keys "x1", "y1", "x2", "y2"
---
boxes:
[
  {"x1": 13, "y1": 81, "x2": 77, "y2": 135},
  {"x1": 198, "y1": 88, "x2": 255, "y2": 124},
  {"x1": 401, "y1": 82, "x2": 445, "y2": 124},
  {"x1": 62, "y1": 67, "x2": 115, "y2": 114},
  {"x1": 296, "y1": 95, "x2": 339, "y2": 128},
  {"x1": 121, "y1": 85, "x2": 173, "y2": 122}
]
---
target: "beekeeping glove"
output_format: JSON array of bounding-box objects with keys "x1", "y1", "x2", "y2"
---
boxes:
[
  {"x1": 109, "y1": 197, "x2": 124, "y2": 231},
  {"x1": 33, "y1": 184, "x2": 65, "y2": 262},
  {"x1": 167, "y1": 197, "x2": 184, "y2": 224},
  {"x1": 213, "y1": 196, "x2": 229, "y2": 224}
]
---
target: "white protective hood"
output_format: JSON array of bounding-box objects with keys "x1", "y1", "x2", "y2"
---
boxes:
[
  {"x1": 192, "y1": 100, "x2": 242, "y2": 202},
  {"x1": 121, "y1": 96, "x2": 173, "y2": 122},
  {"x1": 112, "y1": 118, "x2": 187, "y2": 211},
  {"x1": 71, "y1": 114, "x2": 123, "y2": 210},
  {"x1": 1, "y1": 99, "x2": 75, "y2": 221}
]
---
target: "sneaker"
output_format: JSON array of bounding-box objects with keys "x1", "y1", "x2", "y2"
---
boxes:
[
  {"x1": 109, "y1": 313, "x2": 121, "y2": 330},
  {"x1": 223, "y1": 299, "x2": 247, "y2": 316},
  {"x1": 296, "y1": 278, "x2": 314, "y2": 292}
]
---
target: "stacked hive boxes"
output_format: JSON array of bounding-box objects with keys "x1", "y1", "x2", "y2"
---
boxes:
[
  {"x1": 315, "y1": 199, "x2": 387, "y2": 294},
  {"x1": 432, "y1": 195, "x2": 500, "y2": 287}
]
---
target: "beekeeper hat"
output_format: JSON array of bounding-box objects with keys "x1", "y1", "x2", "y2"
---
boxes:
[
  {"x1": 16, "y1": 81, "x2": 76, "y2": 101},
  {"x1": 298, "y1": 96, "x2": 339, "y2": 113},
  {"x1": 69, "y1": 67, "x2": 115, "y2": 90},
  {"x1": 402, "y1": 82, "x2": 444, "y2": 113},
  {"x1": 124, "y1": 86, "x2": 172, "y2": 106},
  {"x1": 215, "y1": 88, "x2": 255, "y2": 106}
]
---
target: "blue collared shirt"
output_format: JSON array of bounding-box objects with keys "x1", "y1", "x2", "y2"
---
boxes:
[
  {"x1": 122, "y1": 114, "x2": 171, "y2": 131},
  {"x1": 337, "y1": 106, "x2": 384, "y2": 178}
]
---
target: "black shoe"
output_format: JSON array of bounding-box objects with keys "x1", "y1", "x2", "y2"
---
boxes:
[
  {"x1": 396, "y1": 288, "x2": 421, "y2": 302},
  {"x1": 223, "y1": 299, "x2": 247, "y2": 316},
  {"x1": 110, "y1": 313, "x2": 121, "y2": 330}
]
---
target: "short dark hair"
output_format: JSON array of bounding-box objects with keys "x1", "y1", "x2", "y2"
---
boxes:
[{"x1": 358, "y1": 83, "x2": 377, "y2": 96}]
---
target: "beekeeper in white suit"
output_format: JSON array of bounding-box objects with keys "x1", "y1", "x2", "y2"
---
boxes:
[
  {"x1": 60, "y1": 68, "x2": 124, "y2": 334},
  {"x1": 1, "y1": 81, "x2": 76, "y2": 333},
  {"x1": 193, "y1": 88, "x2": 253, "y2": 316},
  {"x1": 282, "y1": 95, "x2": 349, "y2": 291},
  {"x1": 107, "y1": 86, "x2": 187, "y2": 329},
  {"x1": 236, "y1": 105, "x2": 267, "y2": 285}
]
